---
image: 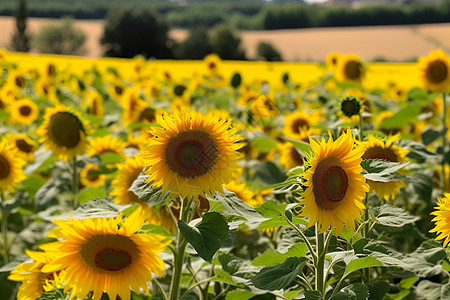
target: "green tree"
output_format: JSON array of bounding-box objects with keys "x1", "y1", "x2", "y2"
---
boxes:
[
  {"x1": 208, "y1": 23, "x2": 246, "y2": 60},
  {"x1": 32, "y1": 18, "x2": 87, "y2": 55},
  {"x1": 101, "y1": 7, "x2": 173, "y2": 59},
  {"x1": 257, "y1": 41, "x2": 282, "y2": 61},
  {"x1": 10, "y1": 0, "x2": 30, "y2": 52},
  {"x1": 174, "y1": 26, "x2": 213, "y2": 59}
]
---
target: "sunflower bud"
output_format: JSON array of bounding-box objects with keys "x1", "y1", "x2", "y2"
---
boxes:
[{"x1": 340, "y1": 96, "x2": 361, "y2": 118}]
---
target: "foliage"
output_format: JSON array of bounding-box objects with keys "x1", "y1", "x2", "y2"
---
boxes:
[
  {"x1": 174, "y1": 26, "x2": 213, "y2": 59},
  {"x1": 208, "y1": 23, "x2": 246, "y2": 60},
  {"x1": 256, "y1": 41, "x2": 283, "y2": 61},
  {"x1": 31, "y1": 18, "x2": 86, "y2": 55},
  {"x1": 101, "y1": 7, "x2": 173, "y2": 58},
  {"x1": 9, "y1": 0, "x2": 30, "y2": 52}
]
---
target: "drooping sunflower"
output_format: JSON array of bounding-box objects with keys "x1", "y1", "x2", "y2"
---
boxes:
[
  {"x1": 40, "y1": 209, "x2": 170, "y2": 300},
  {"x1": 8, "y1": 250, "x2": 62, "y2": 300},
  {"x1": 79, "y1": 164, "x2": 106, "y2": 188},
  {"x1": 300, "y1": 130, "x2": 369, "y2": 235},
  {"x1": 0, "y1": 141, "x2": 26, "y2": 192},
  {"x1": 430, "y1": 193, "x2": 450, "y2": 247},
  {"x1": 111, "y1": 156, "x2": 145, "y2": 205},
  {"x1": 278, "y1": 142, "x2": 304, "y2": 170},
  {"x1": 141, "y1": 111, "x2": 244, "y2": 200},
  {"x1": 7, "y1": 98, "x2": 39, "y2": 125},
  {"x1": 37, "y1": 105, "x2": 89, "y2": 161},
  {"x1": 336, "y1": 54, "x2": 365, "y2": 84},
  {"x1": 356, "y1": 134, "x2": 409, "y2": 201},
  {"x1": 5, "y1": 133, "x2": 38, "y2": 162},
  {"x1": 418, "y1": 49, "x2": 450, "y2": 92}
]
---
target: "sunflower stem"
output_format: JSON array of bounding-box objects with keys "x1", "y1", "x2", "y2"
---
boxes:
[
  {"x1": 169, "y1": 196, "x2": 192, "y2": 300},
  {"x1": 71, "y1": 156, "x2": 79, "y2": 210},
  {"x1": 315, "y1": 229, "x2": 326, "y2": 296},
  {"x1": 442, "y1": 93, "x2": 447, "y2": 193},
  {"x1": 358, "y1": 112, "x2": 364, "y2": 141},
  {"x1": 153, "y1": 278, "x2": 168, "y2": 300},
  {"x1": 284, "y1": 214, "x2": 317, "y2": 262},
  {"x1": 0, "y1": 188, "x2": 8, "y2": 265}
]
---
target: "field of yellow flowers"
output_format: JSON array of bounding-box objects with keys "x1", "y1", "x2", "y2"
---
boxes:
[{"x1": 1, "y1": 49, "x2": 450, "y2": 300}]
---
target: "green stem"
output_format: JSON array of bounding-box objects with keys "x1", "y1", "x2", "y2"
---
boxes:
[
  {"x1": 181, "y1": 277, "x2": 217, "y2": 300},
  {"x1": 284, "y1": 215, "x2": 317, "y2": 262},
  {"x1": 1, "y1": 189, "x2": 8, "y2": 265},
  {"x1": 154, "y1": 278, "x2": 168, "y2": 300},
  {"x1": 71, "y1": 156, "x2": 78, "y2": 210},
  {"x1": 442, "y1": 93, "x2": 447, "y2": 193},
  {"x1": 297, "y1": 274, "x2": 313, "y2": 291},
  {"x1": 315, "y1": 229, "x2": 325, "y2": 296},
  {"x1": 362, "y1": 196, "x2": 369, "y2": 238},
  {"x1": 359, "y1": 112, "x2": 364, "y2": 141},
  {"x1": 169, "y1": 196, "x2": 192, "y2": 300}
]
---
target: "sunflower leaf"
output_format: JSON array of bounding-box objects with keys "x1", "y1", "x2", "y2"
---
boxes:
[
  {"x1": 345, "y1": 256, "x2": 383, "y2": 277},
  {"x1": 361, "y1": 159, "x2": 409, "y2": 182},
  {"x1": 330, "y1": 282, "x2": 369, "y2": 300},
  {"x1": 251, "y1": 257, "x2": 305, "y2": 291},
  {"x1": 282, "y1": 136, "x2": 313, "y2": 156},
  {"x1": 379, "y1": 104, "x2": 421, "y2": 129},
  {"x1": 372, "y1": 204, "x2": 420, "y2": 227},
  {"x1": 178, "y1": 212, "x2": 229, "y2": 262},
  {"x1": 129, "y1": 172, "x2": 171, "y2": 206}
]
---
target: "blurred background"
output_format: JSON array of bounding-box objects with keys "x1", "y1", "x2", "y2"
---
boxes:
[{"x1": 1, "y1": 0, "x2": 450, "y2": 62}]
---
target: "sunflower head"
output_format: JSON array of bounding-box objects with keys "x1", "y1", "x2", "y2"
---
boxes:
[
  {"x1": 36, "y1": 105, "x2": 89, "y2": 161},
  {"x1": 340, "y1": 96, "x2": 361, "y2": 118},
  {"x1": 419, "y1": 50, "x2": 450, "y2": 92},
  {"x1": 80, "y1": 164, "x2": 106, "y2": 188},
  {"x1": 0, "y1": 141, "x2": 26, "y2": 192},
  {"x1": 278, "y1": 142, "x2": 305, "y2": 170},
  {"x1": 111, "y1": 156, "x2": 145, "y2": 205},
  {"x1": 300, "y1": 130, "x2": 369, "y2": 234},
  {"x1": 7, "y1": 98, "x2": 39, "y2": 125},
  {"x1": 430, "y1": 193, "x2": 450, "y2": 247},
  {"x1": 283, "y1": 110, "x2": 322, "y2": 141},
  {"x1": 223, "y1": 180, "x2": 260, "y2": 207},
  {"x1": 5, "y1": 133, "x2": 38, "y2": 162},
  {"x1": 326, "y1": 52, "x2": 341, "y2": 71},
  {"x1": 141, "y1": 110, "x2": 244, "y2": 200},
  {"x1": 337, "y1": 54, "x2": 365, "y2": 83}
]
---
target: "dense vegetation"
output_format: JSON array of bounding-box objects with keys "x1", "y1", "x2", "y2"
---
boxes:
[{"x1": 1, "y1": 0, "x2": 450, "y2": 30}]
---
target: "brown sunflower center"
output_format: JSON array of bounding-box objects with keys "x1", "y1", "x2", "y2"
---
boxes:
[
  {"x1": 87, "y1": 169, "x2": 100, "y2": 182},
  {"x1": 19, "y1": 105, "x2": 32, "y2": 116},
  {"x1": 362, "y1": 146, "x2": 398, "y2": 162},
  {"x1": 290, "y1": 146, "x2": 304, "y2": 166},
  {"x1": 208, "y1": 62, "x2": 216, "y2": 70},
  {"x1": 344, "y1": 60, "x2": 362, "y2": 80},
  {"x1": 48, "y1": 112, "x2": 82, "y2": 148},
  {"x1": 426, "y1": 60, "x2": 448, "y2": 84},
  {"x1": 312, "y1": 157, "x2": 348, "y2": 210},
  {"x1": 15, "y1": 76, "x2": 26, "y2": 88},
  {"x1": 0, "y1": 154, "x2": 11, "y2": 179},
  {"x1": 291, "y1": 118, "x2": 309, "y2": 134},
  {"x1": 165, "y1": 130, "x2": 217, "y2": 178},
  {"x1": 15, "y1": 139, "x2": 33, "y2": 153},
  {"x1": 80, "y1": 234, "x2": 138, "y2": 273},
  {"x1": 114, "y1": 85, "x2": 123, "y2": 95},
  {"x1": 138, "y1": 108, "x2": 156, "y2": 122}
]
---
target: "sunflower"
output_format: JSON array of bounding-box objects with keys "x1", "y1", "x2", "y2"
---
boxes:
[
  {"x1": 278, "y1": 142, "x2": 304, "y2": 170},
  {"x1": 5, "y1": 133, "x2": 38, "y2": 162},
  {"x1": 418, "y1": 49, "x2": 450, "y2": 92},
  {"x1": 7, "y1": 71, "x2": 27, "y2": 89},
  {"x1": 326, "y1": 52, "x2": 341, "y2": 71},
  {"x1": 111, "y1": 156, "x2": 145, "y2": 205},
  {"x1": 283, "y1": 111, "x2": 322, "y2": 141},
  {"x1": 430, "y1": 193, "x2": 450, "y2": 247},
  {"x1": 36, "y1": 105, "x2": 89, "y2": 161},
  {"x1": 39, "y1": 209, "x2": 170, "y2": 300},
  {"x1": 34, "y1": 77, "x2": 59, "y2": 105},
  {"x1": 356, "y1": 134, "x2": 409, "y2": 201},
  {"x1": 336, "y1": 54, "x2": 365, "y2": 84},
  {"x1": 375, "y1": 110, "x2": 409, "y2": 136},
  {"x1": 300, "y1": 130, "x2": 369, "y2": 235},
  {"x1": 7, "y1": 98, "x2": 39, "y2": 125},
  {"x1": 85, "y1": 89, "x2": 104, "y2": 118},
  {"x1": 250, "y1": 94, "x2": 278, "y2": 120},
  {"x1": 87, "y1": 135, "x2": 126, "y2": 164},
  {"x1": 80, "y1": 164, "x2": 106, "y2": 188},
  {"x1": 141, "y1": 110, "x2": 244, "y2": 200},
  {"x1": 224, "y1": 180, "x2": 261, "y2": 207},
  {"x1": 204, "y1": 53, "x2": 221, "y2": 75},
  {"x1": 0, "y1": 141, "x2": 26, "y2": 192},
  {"x1": 108, "y1": 81, "x2": 126, "y2": 101}
]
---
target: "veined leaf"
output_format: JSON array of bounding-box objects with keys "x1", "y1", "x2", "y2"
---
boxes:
[
  {"x1": 361, "y1": 159, "x2": 409, "y2": 182},
  {"x1": 251, "y1": 257, "x2": 305, "y2": 291},
  {"x1": 129, "y1": 172, "x2": 171, "y2": 206}
]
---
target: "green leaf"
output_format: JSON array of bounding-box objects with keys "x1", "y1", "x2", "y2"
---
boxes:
[
  {"x1": 256, "y1": 201, "x2": 306, "y2": 230},
  {"x1": 127, "y1": 122, "x2": 162, "y2": 130},
  {"x1": 20, "y1": 175, "x2": 46, "y2": 197},
  {"x1": 251, "y1": 257, "x2": 305, "y2": 291},
  {"x1": 225, "y1": 291, "x2": 255, "y2": 300},
  {"x1": 100, "y1": 152, "x2": 124, "y2": 164},
  {"x1": 67, "y1": 197, "x2": 124, "y2": 220},
  {"x1": 24, "y1": 148, "x2": 53, "y2": 175},
  {"x1": 34, "y1": 174, "x2": 71, "y2": 210},
  {"x1": 139, "y1": 224, "x2": 173, "y2": 236},
  {"x1": 421, "y1": 126, "x2": 446, "y2": 145},
  {"x1": 331, "y1": 282, "x2": 369, "y2": 300},
  {"x1": 251, "y1": 161, "x2": 288, "y2": 185},
  {"x1": 36, "y1": 288, "x2": 65, "y2": 300},
  {"x1": 77, "y1": 187, "x2": 106, "y2": 204},
  {"x1": 129, "y1": 172, "x2": 171, "y2": 206},
  {"x1": 416, "y1": 280, "x2": 442, "y2": 300},
  {"x1": 251, "y1": 136, "x2": 277, "y2": 153},
  {"x1": 379, "y1": 104, "x2": 421, "y2": 129},
  {"x1": 284, "y1": 291, "x2": 300, "y2": 300},
  {"x1": 373, "y1": 204, "x2": 420, "y2": 227},
  {"x1": 303, "y1": 291, "x2": 323, "y2": 300},
  {"x1": 178, "y1": 212, "x2": 229, "y2": 262},
  {"x1": 91, "y1": 127, "x2": 111, "y2": 137},
  {"x1": 361, "y1": 159, "x2": 409, "y2": 182},
  {"x1": 345, "y1": 256, "x2": 383, "y2": 276},
  {"x1": 367, "y1": 281, "x2": 391, "y2": 300},
  {"x1": 282, "y1": 136, "x2": 313, "y2": 156},
  {"x1": 252, "y1": 243, "x2": 308, "y2": 266}
]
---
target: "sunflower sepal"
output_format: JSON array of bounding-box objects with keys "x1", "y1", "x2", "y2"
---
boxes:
[{"x1": 361, "y1": 159, "x2": 409, "y2": 183}]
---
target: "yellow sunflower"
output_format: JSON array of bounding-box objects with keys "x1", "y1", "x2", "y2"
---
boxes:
[
  {"x1": 39, "y1": 209, "x2": 170, "y2": 300},
  {"x1": 7, "y1": 98, "x2": 39, "y2": 125},
  {"x1": 326, "y1": 52, "x2": 341, "y2": 71},
  {"x1": 418, "y1": 49, "x2": 450, "y2": 92},
  {"x1": 5, "y1": 133, "x2": 38, "y2": 162},
  {"x1": 36, "y1": 105, "x2": 89, "y2": 161},
  {"x1": 204, "y1": 53, "x2": 221, "y2": 75},
  {"x1": 357, "y1": 134, "x2": 409, "y2": 201},
  {"x1": 111, "y1": 156, "x2": 145, "y2": 205},
  {"x1": 336, "y1": 54, "x2": 365, "y2": 84},
  {"x1": 85, "y1": 89, "x2": 104, "y2": 118},
  {"x1": 108, "y1": 81, "x2": 127, "y2": 101},
  {"x1": 141, "y1": 110, "x2": 244, "y2": 200},
  {"x1": 300, "y1": 130, "x2": 369, "y2": 235},
  {"x1": 87, "y1": 135, "x2": 126, "y2": 163},
  {"x1": 8, "y1": 250, "x2": 62, "y2": 300},
  {"x1": 7, "y1": 71, "x2": 27, "y2": 89},
  {"x1": 34, "y1": 77, "x2": 59, "y2": 105},
  {"x1": 223, "y1": 180, "x2": 261, "y2": 207},
  {"x1": 0, "y1": 141, "x2": 26, "y2": 192},
  {"x1": 79, "y1": 164, "x2": 106, "y2": 188},
  {"x1": 278, "y1": 142, "x2": 304, "y2": 170},
  {"x1": 430, "y1": 193, "x2": 450, "y2": 247},
  {"x1": 283, "y1": 111, "x2": 322, "y2": 141}
]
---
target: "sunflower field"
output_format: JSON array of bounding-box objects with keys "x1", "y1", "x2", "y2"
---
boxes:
[{"x1": 1, "y1": 48, "x2": 450, "y2": 300}]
